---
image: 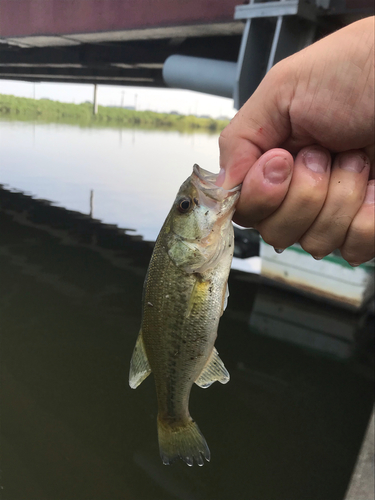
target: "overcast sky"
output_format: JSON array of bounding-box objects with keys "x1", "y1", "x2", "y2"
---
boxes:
[{"x1": 0, "y1": 79, "x2": 237, "y2": 119}]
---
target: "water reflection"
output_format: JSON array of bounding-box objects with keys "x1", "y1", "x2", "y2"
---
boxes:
[
  {"x1": 1, "y1": 186, "x2": 373, "y2": 500},
  {"x1": 0, "y1": 120, "x2": 221, "y2": 242}
]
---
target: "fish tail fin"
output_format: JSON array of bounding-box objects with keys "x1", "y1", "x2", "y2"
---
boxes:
[{"x1": 157, "y1": 416, "x2": 210, "y2": 467}]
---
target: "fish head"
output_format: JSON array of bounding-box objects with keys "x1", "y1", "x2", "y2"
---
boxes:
[{"x1": 166, "y1": 164, "x2": 241, "y2": 273}]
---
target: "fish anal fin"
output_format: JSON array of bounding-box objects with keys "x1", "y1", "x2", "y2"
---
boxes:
[
  {"x1": 195, "y1": 347, "x2": 230, "y2": 389},
  {"x1": 129, "y1": 329, "x2": 151, "y2": 389}
]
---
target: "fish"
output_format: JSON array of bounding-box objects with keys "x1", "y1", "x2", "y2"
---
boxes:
[{"x1": 129, "y1": 164, "x2": 240, "y2": 466}]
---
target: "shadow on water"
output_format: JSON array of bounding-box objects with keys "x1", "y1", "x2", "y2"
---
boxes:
[{"x1": 0, "y1": 186, "x2": 373, "y2": 500}]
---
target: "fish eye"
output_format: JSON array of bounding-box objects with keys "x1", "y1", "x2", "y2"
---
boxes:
[{"x1": 177, "y1": 197, "x2": 192, "y2": 213}]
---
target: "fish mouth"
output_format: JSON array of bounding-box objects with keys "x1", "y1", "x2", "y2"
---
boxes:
[{"x1": 192, "y1": 164, "x2": 241, "y2": 203}]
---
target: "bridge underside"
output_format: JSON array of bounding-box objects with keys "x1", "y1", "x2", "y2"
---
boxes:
[
  {"x1": 0, "y1": 0, "x2": 372, "y2": 89},
  {"x1": 0, "y1": 0, "x2": 244, "y2": 87},
  {"x1": 0, "y1": 31, "x2": 243, "y2": 88}
]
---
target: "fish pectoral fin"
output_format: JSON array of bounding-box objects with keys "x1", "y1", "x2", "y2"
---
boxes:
[
  {"x1": 129, "y1": 330, "x2": 151, "y2": 389},
  {"x1": 221, "y1": 282, "x2": 229, "y2": 316},
  {"x1": 195, "y1": 347, "x2": 230, "y2": 389}
]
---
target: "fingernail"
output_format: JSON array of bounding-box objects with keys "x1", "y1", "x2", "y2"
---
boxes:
[
  {"x1": 350, "y1": 262, "x2": 361, "y2": 267},
  {"x1": 313, "y1": 255, "x2": 323, "y2": 260},
  {"x1": 263, "y1": 156, "x2": 291, "y2": 184},
  {"x1": 274, "y1": 248, "x2": 285, "y2": 254},
  {"x1": 302, "y1": 149, "x2": 329, "y2": 173},
  {"x1": 339, "y1": 153, "x2": 366, "y2": 173},
  {"x1": 216, "y1": 168, "x2": 225, "y2": 187},
  {"x1": 364, "y1": 180, "x2": 375, "y2": 204}
]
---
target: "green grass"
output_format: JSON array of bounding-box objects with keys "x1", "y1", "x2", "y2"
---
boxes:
[{"x1": 0, "y1": 94, "x2": 229, "y2": 133}]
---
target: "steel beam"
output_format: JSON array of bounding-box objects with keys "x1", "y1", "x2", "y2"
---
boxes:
[
  {"x1": 235, "y1": 0, "x2": 300, "y2": 19},
  {"x1": 233, "y1": 0, "x2": 319, "y2": 108},
  {"x1": 0, "y1": 36, "x2": 241, "y2": 66},
  {"x1": 233, "y1": 17, "x2": 275, "y2": 110},
  {"x1": 0, "y1": 64, "x2": 161, "y2": 79},
  {"x1": 0, "y1": 75, "x2": 166, "y2": 87}
]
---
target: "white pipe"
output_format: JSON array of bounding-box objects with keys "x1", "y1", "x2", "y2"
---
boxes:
[{"x1": 163, "y1": 55, "x2": 236, "y2": 98}]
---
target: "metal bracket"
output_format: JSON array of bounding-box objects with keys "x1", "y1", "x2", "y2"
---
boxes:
[
  {"x1": 237, "y1": 0, "x2": 302, "y2": 20},
  {"x1": 161, "y1": 0, "x2": 372, "y2": 108},
  {"x1": 233, "y1": 0, "x2": 323, "y2": 108}
]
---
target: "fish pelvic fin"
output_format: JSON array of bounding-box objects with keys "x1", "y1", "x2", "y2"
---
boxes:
[
  {"x1": 195, "y1": 347, "x2": 230, "y2": 389},
  {"x1": 157, "y1": 416, "x2": 210, "y2": 467},
  {"x1": 129, "y1": 329, "x2": 151, "y2": 389}
]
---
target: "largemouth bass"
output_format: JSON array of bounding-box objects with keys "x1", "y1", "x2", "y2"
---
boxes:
[{"x1": 129, "y1": 164, "x2": 240, "y2": 466}]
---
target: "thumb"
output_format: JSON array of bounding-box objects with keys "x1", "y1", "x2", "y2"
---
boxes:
[{"x1": 219, "y1": 61, "x2": 295, "y2": 189}]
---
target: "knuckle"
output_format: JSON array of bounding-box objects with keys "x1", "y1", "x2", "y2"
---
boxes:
[
  {"x1": 299, "y1": 233, "x2": 330, "y2": 258},
  {"x1": 340, "y1": 249, "x2": 368, "y2": 267},
  {"x1": 259, "y1": 225, "x2": 291, "y2": 249},
  {"x1": 339, "y1": 245, "x2": 358, "y2": 263},
  {"x1": 218, "y1": 114, "x2": 237, "y2": 144},
  {"x1": 334, "y1": 215, "x2": 352, "y2": 230},
  {"x1": 333, "y1": 184, "x2": 365, "y2": 210},
  {"x1": 342, "y1": 190, "x2": 362, "y2": 206},
  {"x1": 302, "y1": 190, "x2": 325, "y2": 207},
  {"x1": 341, "y1": 232, "x2": 375, "y2": 266},
  {"x1": 218, "y1": 133, "x2": 227, "y2": 150},
  {"x1": 258, "y1": 228, "x2": 277, "y2": 247},
  {"x1": 348, "y1": 216, "x2": 375, "y2": 238},
  {"x1": 218, "y1": 129, "x2": 227, "y2": 144}
]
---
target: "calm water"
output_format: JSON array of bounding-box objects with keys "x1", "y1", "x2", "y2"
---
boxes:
[
  {"x1": 0, "y1": 120, "x2": 374, "y2": 500},
  {"x1": 0, "y1": 121, "x2": 222, "y2": 241}
]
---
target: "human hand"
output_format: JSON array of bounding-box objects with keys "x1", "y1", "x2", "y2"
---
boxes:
[{"x1": 219, "y1": 17, "x2": 374, "y2": 266}]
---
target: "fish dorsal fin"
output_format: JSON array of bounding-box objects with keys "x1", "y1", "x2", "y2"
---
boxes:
[
  {"x1": 195, "y1": 348, "x2": 230, "y2": 389},
  {"x1": 129, "y1": 330, "x2": 151, "y2": 389}
]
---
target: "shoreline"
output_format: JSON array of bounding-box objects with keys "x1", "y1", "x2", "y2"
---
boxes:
[{"x1": 0, "y1": 94, "x2": 229, "y2": 133}]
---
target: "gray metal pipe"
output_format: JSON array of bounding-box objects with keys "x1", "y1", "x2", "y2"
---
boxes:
[{"x1": 163, "y1": 55, "x2": 236, "y2": 98}]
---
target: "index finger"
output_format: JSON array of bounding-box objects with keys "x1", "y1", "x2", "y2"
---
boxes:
[
  {"x1": 218, "y1": 62, "x2": 293, "y2": 189},
  {"x1": 218, "y1": 123, "x2": 262, "y2": 188}
]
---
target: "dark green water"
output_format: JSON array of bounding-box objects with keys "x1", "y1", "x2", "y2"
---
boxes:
[{"x1": 0, "y1": 122, "x2": 374, "y2": 500}]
